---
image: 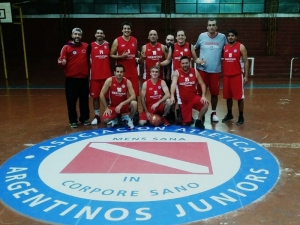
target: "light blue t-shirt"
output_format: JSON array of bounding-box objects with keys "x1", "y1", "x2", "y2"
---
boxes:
[{"x1": 194, "y1": 32, "x2": 227, "y2": 73}]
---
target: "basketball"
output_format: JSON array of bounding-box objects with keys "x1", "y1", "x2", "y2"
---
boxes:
[{"x1": 149, "y1": 114, "x2": 162, "y2": 126}]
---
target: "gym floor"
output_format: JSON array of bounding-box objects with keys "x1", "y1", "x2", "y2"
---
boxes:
[{"x1": 0, "y1": 75, "x2": 300, "y2": 225}]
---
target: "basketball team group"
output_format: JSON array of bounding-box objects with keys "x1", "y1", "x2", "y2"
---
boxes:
[{"x1": 58, "y1": 19, "x2": 249, "y2": 130}]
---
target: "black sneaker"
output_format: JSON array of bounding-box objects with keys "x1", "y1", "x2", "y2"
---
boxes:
[
  {"x1": 195, "y1": 119, "x2": 205, "y2": 129},
  {"x1": 133, "y1": 112, "x2": 139, "y2": 126},
  {"x1": 166, "y1": 111, "x2": 175, "y2": 123},
  {"x1": 202, "y1": 115, "x2": 205, "y2": 123},
  {"x1": 222, "y1": 114, "x2": 234, "y2": 123},
  {"x1": 236, "y1": 116, "x2": 244, "y2": 126}
]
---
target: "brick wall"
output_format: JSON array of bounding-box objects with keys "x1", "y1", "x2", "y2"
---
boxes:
[{"x1": 0, "y1": 17, "x2": 299, "y2": 80}]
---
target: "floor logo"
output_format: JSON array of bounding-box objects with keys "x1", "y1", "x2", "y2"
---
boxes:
[{"x1": 0, "y1": 126, "x2": 280, "y2": 225}]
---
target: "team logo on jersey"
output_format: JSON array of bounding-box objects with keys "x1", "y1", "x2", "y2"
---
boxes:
[
  {"x1": 72, "y1": 50, "x2": 77, "y2": 55},
  {"x1": 122, "y1": 84, "x2": 126, "y2": 88},
  {"x1": 0, "y1": 127, "x2": 279, "y2": 225},
  {"x1": 184, "y1": 48, "x2": 188, "y2": 52},
  {"x1": 158, "y1": 86, "x2": 161, "y2": 89},
  {"x1": 189, "y1": 73, "x2": 193, "y2": 77},
  {"x1": 234, "y1": 49, "x2": 238, "y2": 52},
  {"x1": 157, "y1": 48, "x2": 161, "y2": 51}
]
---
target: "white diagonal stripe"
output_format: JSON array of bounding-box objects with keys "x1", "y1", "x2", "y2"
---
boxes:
[{"x1": 90, "y1": 143, "x2": 209, "y2": 173}]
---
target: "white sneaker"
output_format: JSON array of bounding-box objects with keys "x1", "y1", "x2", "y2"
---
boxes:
[
  {"x1": 91, "y1": 115, "x2": 100, "y2": 125},
  {"x1": 107, "y1": 118, "x2": 118, "y2": 127},
  {"x1": 122, "y1": 115, "x2": 134, "y2": 129},
  {"x1": 211, "y1": 112, "x2": 219, "y2": 122}
]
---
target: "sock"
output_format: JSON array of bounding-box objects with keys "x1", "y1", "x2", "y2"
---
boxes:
[
  {"x1": 239, "y1": 111, "x2": 243, "y2": 117},
  {"x1": 94, "y1": 109, "x2": 100, "y2": 116}
]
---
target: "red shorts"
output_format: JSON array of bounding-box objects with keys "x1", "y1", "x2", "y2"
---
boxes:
[
  {"x1": 90, "y1": 79, "x2": 107, "y2": 98},
  {"x1": 139, "y1": 103, "x2": 164, "y2": 120},
  {"x1": 197, "y1": 70, "x2": 220, "y2": 96},
  {"x1": 126, "y1": 76, "x2": 140, "y2": 97},
  {"x1": 102, "y1": 104, "x2": 130, "y2": 121},
  {"x1": 179, "y1": 95, "x2": 205, "y2": 123},
  {"x1": 223, "y1": 74, "x2": 244, "y2": 100}
]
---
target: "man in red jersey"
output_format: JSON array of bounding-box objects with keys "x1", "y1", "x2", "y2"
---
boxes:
[
  {"x1": 139, "y1": 30, "x2": 168, "y2": 81},
  {"x1": 159, "y1": 30, "x2": 205, "y2": 122},
  {"x1": 170, "y1": 56, "x2": 209, "y2": 129},
  {"x1": 139, "y1": 66, "x2": 171, "y2": 126},
  {"x1": 87, "y1": 28, "x2": 111, "y2": 125},
  {"x1": 222, "y1": 29, "x2": 249, "y2": 126},
  {"x1": 58, "y1": 27, "x2": 90, "y2": 128},
  {"x1": 110, "y1": 21, "x2": 139, "y2": 125},
  {"x1": 100, "y1": 64, "x2": 137, "y2": 130}
]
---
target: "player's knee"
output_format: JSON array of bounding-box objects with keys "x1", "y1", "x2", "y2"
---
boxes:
[
  {"x1": 130, "y1": 100, "x2": 137, "y2": 109},
  {"x1": 165, "y1": 99, "x2": 172, "y2": 106}
]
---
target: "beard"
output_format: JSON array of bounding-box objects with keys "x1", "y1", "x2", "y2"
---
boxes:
[{"x1": 73, "y1": 38, "x2": 80, "y2": 44}]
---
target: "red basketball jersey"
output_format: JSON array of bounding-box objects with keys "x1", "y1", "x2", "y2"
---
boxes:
[
  {"x1": 143, "y1": 43, "x2": 164, "y2": 80},
  {"x1": 90, "y1": 41, "x2": 111, "y2": 80},
  {"x1": 175, "y1": 68, "x2": 198, "y2": 104},
  {"x1": 145, "y1": 79, "x2": 164, "y2": 107},
  {"x1": 172, "y1": 42, "x2": 192, "y2": 71},
  {"x1": 116, "y1": 36, "x2": 138, "y2": 78},
  {"x1": 222, "y1": 42, "x2": 243, "y2": 76},
  {"x1": 109, "y1": 77, "x2": 128, "y2": 107}
]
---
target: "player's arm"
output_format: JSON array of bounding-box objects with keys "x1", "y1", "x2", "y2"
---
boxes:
[
  {"x1": 240, "y1": 44, "x2": 249, "y2": 83},
  {"x1": 58, "y1": 45, "x2": 67, "y2": 66},
  {"x1": 170, "y1": 70, "x2": 179, "y2": 104},
  {"x1": 124, "y1": 80, "x2": 136, "y2": 105},
  {"x1": 158, "y1": 80, "x2": 171, "y2": 104},
  {"x1": 100, "y1": 78, "x2": 112, "y2": 111},
  {"x1": 110, "y1": 39, "x2": 128, "y2": 59},
  {"x1": 159, "y1": 46, "x2": 172, "y2": 66},
  {"x1": 191, "y1": 44, "x2": 205, "y2": 65},
  {"x1": 196, "y1": 70, "x2": 209, "y2": 104},
  {"x1": 140, "y1": 81, "x2": 148, "y2": 113}
]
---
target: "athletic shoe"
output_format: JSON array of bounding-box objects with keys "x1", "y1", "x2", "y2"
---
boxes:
[
  {"x1": 162, "y1": 116, "x2": 170, "y2": 126},
  {"x1": 122, "y1": 115, "x2": 134, "y2": 129},
  {"x1": 70, "y1": 123, "x2": 78, "y2": 128},
  {"x1": 211, "y1": 112, "x2": 219, "y2": 122},
  {"x1": 82, "y1": 120, "x2": 91, "y2": 126},
  {"x1": 222, "y1": 114, "x2": 234, "y2": 123},
  {"x1": 91, "y1": 115, "x2": 101, "y2": 125},
  {"x1": 236, "y1": 116, "x2": 244, "y2": 126},
  {"x1": 195, "y1": 119, "x2": 205, "y2": 129},
  {"x1": 107, "y1": 118, "x2": 119, "y2": 127}
]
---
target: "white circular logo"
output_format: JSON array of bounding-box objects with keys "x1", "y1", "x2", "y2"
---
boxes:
[{"x1": 0, "y1": 126, "x2": 280, "y2": 225}]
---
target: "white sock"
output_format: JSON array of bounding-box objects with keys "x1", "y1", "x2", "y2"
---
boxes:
[{"x1": 94, "y1": 110, "x2": 100, "y2": 116}]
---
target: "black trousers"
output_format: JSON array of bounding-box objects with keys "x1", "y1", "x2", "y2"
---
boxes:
[{"x1": 65, "y1": 77, "x2": 90, "y2": 123}]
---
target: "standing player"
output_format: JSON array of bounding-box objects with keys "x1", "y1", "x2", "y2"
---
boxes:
[
  {"x1": 222, "y1": 29, "x2": 249, "y2": 125},
  {"x1": 170, "y1": 56, "x2": 209, "y2": 129},
  {"x1": 139, "y1": 30, "x2": 167, "y2": 81},
  {"x1": 139, "y1": 66, "x2": 171, "y2": 126},
  {"x1": 110, "y1": 21, "x2": 139, "y2": 124},
  {"x1": 194, "y1": 19, "x2": 227, "y2": 122},
  {"x1": 88, "y1": 28, "x2": 111, "y2": 125},
  {"x1": 58, "y1": 27, "x2": 90, "y2": 128},
  {"x1": 100, "y1": 64, "x2": 137, "y2": 129}
]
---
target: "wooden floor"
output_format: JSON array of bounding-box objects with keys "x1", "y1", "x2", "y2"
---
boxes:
[{"x1": 0, "y1": 74, "x2": 300, "y2": 225}]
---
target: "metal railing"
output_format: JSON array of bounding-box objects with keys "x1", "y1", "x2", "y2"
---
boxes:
[
  {"x1": 290, "y1": 57, "x2": 300, "y2": 78},
  {"x1": 194, "y1": 57, "x2": 255, "y2": 75}
]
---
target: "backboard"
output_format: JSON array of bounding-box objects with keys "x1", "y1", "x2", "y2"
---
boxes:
[{"x1": 0, "y1": 3, "x2": 12, "y2": 23}]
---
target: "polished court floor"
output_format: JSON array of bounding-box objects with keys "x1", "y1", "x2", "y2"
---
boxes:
[{"x1": 0, "y1": 75, "x2": 300, "y2": 225}]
